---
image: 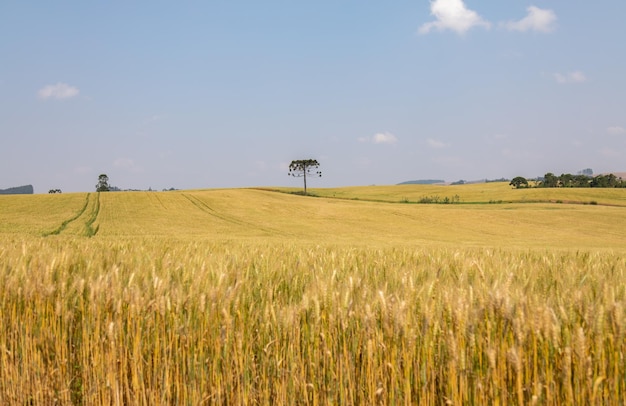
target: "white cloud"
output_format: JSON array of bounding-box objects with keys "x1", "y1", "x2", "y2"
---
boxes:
[
  {"x1": 504, "y1": 6, "x2": 556, "y2": 33},
  {"x1": 553, "y1": 71, "x2": 587, "y2": 84},
  {"x1": 373, "y1": 132, "x2": 398, "y2": 144},
  {"x1": 419, "y1": 0, "x2": 491, "y2": 35},
  {"x1": 427, "y1": 138, "x2": 449, "y2": 148},
  {"x1": 37, "y1": 82, "x2": 80, "y2": 100},
  {"x1": 607, "y1": 126, "x2": 626, "y2": 136},
  {"x1": 359, "y1": 132, "x2": 398, "y2": 144}
]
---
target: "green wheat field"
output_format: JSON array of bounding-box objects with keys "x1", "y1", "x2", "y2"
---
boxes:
[{"x1": 1, "y1": 183, "x2": 625, "y2": 404}]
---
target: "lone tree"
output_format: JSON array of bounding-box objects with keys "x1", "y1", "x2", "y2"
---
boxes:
[
  {"x1": 509, "y1": 176, "x2": 529, "y2": 189},
  {"x1": 288, "y1": 159, "x2": 321, "y2": 195},
  {"x1": 96, "y1": 174, "x2": 110, "y2": 192}
]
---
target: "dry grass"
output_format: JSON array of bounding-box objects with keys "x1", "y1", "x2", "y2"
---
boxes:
[{"x1": 1, "y1": 187, "x2": 626, "y2": 404}]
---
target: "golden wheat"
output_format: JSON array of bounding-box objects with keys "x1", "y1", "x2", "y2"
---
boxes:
[
  {"x1": 1, "y1": 187, "x2": 625, "y2": 404},
  {"x1": 1, "y1": 238, "x2": 625, "y2": 404}
]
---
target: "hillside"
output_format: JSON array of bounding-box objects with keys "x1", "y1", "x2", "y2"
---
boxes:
[
  {"x1": 272, "y1": 182, "x2": 626, "y2": 206},
  {"x1": 0, "y1": 184, "x2": 33, "y2": 195},
  {"x1": 2, "y1": 186, "x2": 626, "y2": 249},
  {"x1": 397, "y1": 179, "x2": 445, "y2": 185}
]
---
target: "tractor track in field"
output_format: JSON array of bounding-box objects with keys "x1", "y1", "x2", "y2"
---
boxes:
[
  {"x1": 43, "y1": 193, "x2": 91, "y2": 236},
  {"x1": 147, "y1": 191, "x2": 168, "y2": 209},
  {"x1": 182, "y1": 193, "x2": 291, "y2": 236},
  {"x1": 84, "y1": 192, "x2": 100, "y2": 237},
  {"x1": 43, "y1": 193, "x2": 100, "y2": 237}
]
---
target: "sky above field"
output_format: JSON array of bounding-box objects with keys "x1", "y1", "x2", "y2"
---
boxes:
[{"x1": 2, "y1": 1, "x2": 625, "y2": 192}]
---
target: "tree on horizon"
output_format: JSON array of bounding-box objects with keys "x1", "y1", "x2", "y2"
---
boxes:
[
  {"x1": 509, "y1": 176, "x2": 529, "y2": 189},
  {"x1": 96, "y1": 174, "x2": 110, "y2": 192},
  {"x1": 288, "y1": 159, "x2": 321, "y2": 195}
]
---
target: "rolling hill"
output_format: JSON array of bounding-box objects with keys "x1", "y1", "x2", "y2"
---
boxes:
[
  {"x1": 2, "y1": 184, "x2": 626, "y2": 249},
  {"x1": 2, "y1": 183, "x2": 626, "y2": 403}
]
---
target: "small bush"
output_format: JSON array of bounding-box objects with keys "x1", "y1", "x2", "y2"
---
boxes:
[{"x1": 418, "y1": 195, "x2": 460, "y2": 204}]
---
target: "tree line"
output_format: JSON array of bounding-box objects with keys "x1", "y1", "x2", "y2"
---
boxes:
[{"x1": 510, "y1": 173, "x2": 626, "y2": 189}]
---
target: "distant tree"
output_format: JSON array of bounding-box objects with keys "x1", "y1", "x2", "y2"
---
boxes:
[
  {"x1": 591, "y1": 173, "x2": 618, "y2": 188},
  {"x1": 540, "y1": 172, "x2": 559, "y2": 188},
  {"x1": 559, "y1": 173, "x2": 574, "y2": 187},
  {"x1": 573, "y1": 174, "x2": 591, "y2": 187},
  {"x1": 96, "y1": 174, "x2": 110, "y2": 192},
  {"x1": 486, "y1": 178, "x2": 510, "y2": 183},
  {"x1": 509, "y1": 176, "x2": 528, "y2": 189},
  {"x1": 288, "y1": 159, "x2": 321, "y2": 195},
  {"x1": 535, "y1": 171, "x2": 625, "y2": 188},
  {"x1": 48, "y1": 189, "x2": 62, "y2": 194}
]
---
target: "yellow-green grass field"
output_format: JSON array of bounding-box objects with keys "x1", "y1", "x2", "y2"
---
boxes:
[
  {"x1": 273, "y1": 182, "x2": 626, "y2": 206},
  {"x1": 1, "y1": 184, "x2": 625, "y2": 404}
]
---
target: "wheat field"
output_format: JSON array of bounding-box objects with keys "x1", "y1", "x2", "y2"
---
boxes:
[{"x1": 1, "y1": 184, "x2": 625, "y2": 404}]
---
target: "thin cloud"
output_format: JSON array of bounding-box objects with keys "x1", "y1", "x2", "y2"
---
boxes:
[
  {"x1": 113, "y1": 158, "x2": 143, "y2": 172},
  {"x1": 607, "y1": 126, "x2": 626, "y2": 136},
  {"x1": 254, "y1": 160, "x2": 268, "y2": 170},
  {"x1": 483, "y1": 133, "x2": 509, "y2": 146},
  {"x1": 359, "y1": 132, "x2": 398, "y2": 145},
  {"x1": 427, "y1": 138, "x2": 449, "y2": 148},
  {"x1": 73, "y1": 166, "x2": 92, "y2": 174},
  {"x1": 503, "y1": 6, "x2": 557, "y2": 33},
  {"x1": 553, "y1": 71, "x2": 587, "y2": 84},
  {"x1": 599, "y1": 148, "x2": 622, "y2": 158},
  {"x1": 419, "y1": 0, "x2": 491, "y2": 35},
  {"x1": 37, "y1": 82, "x2": 80, "y2": 100}
]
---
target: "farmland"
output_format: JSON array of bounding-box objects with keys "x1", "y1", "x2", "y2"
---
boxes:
[{"x1": 1, "y1": 183, "x2": 625, "y2": 404}]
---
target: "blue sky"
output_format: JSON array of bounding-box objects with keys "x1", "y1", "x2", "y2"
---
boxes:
[{"x1": 1, "y1": 1, "x2": 625, "y2": 192}]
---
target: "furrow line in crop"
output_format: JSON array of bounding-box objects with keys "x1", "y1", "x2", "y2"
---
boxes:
[
  {"x1": 182, "y1": 193, "x2": 252, "y2": 227},
  {"x1": 182, "y1": 193, "x2": 290, "y2": 236},
  {"x1": 84, "y1": 192, "x2": 101, "y2": 237},
  {"x1": 43, "y1": 193, "x2": 91, "y2": 236},
  {"x1": 147, "y1": 191, "x2": 168, "y2": 209}
]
